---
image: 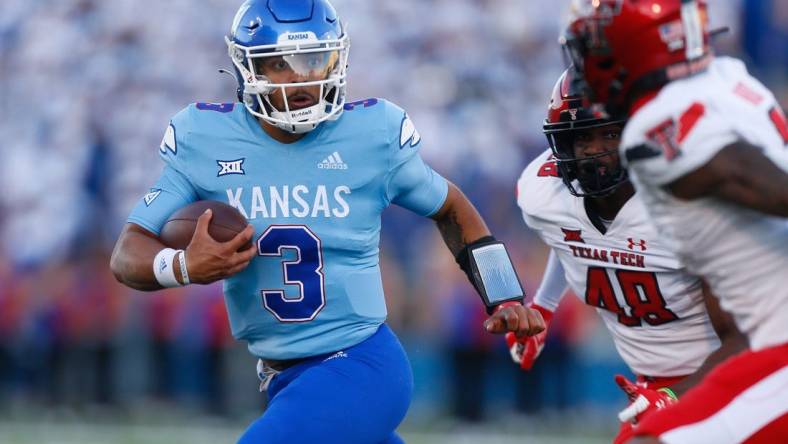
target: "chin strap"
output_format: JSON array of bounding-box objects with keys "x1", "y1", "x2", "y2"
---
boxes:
[{"x1": 267, "y1": 101, "x2": 325, "y2": 134}]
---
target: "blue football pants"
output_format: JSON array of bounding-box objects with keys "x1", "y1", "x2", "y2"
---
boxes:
[{"x1": 237, "y1": 324, "x2": 413, "y2": 444}]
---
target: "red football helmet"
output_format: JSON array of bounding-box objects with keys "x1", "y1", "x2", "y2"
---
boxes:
[
  {"x1": 563, "y1": 0, "x2": 712, "y2": 117},
  {"x1": 544, "y1": 68, "x2": 627, "y2": 197}
]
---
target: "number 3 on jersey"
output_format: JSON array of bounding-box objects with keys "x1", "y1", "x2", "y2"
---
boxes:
[
  {"x1": 585, "y1": 267, "x2": 678, "y2": 327},
  {"x1": 258, "y1": 225, "x2": 326, "y2": 322}
]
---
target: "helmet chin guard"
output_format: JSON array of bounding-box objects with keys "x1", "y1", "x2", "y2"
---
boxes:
[
  {"x1": 226, "y1": 0, "x2": 350, "y2": 134},
  {"x1": 267, "y1": 102, "x2": 329, "y2": 135}
]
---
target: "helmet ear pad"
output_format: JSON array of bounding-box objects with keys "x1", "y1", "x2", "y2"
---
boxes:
[
  {"x1": 230, "y1": 66, "x2": 245, "y2": 103},
  {"x1": 548, "y1": 132, "x2": 578, "y2": 182}
]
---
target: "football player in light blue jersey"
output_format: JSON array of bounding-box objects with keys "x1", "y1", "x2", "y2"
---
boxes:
[{"x1": 110, "y1": 1, "x2": 545, "y2": 443}]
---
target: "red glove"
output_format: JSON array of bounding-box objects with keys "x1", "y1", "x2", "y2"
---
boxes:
[
  {"x1": 505, "y1": 304, "x2": 553, "y2": 370},
  {"x1": 615, "y1": 375, "x2": 678, "y2": 424}
]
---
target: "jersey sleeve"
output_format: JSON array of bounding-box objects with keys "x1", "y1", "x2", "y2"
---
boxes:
[
  {"x1": 382, "y1": 102, "x2": 449, "y2": 216},
  {"x1": 126, "y1": 108, "x2": 199, "y2": 235},
  {"x1": 515, "y1": 151, "x2": 569, "y2": 311},
  {"x1": 531, "y1": 249, "x2": 568, "y2": 312},
  {"x1": 516, "y1": 149, "x2": 558, "y2": 232},
  {"x1": 621, "y1": 95, "x2": 738, "y2": 187}
]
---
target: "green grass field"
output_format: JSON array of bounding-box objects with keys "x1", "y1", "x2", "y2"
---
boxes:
[
  {"x1": 0, "y1": 398, "x2": 616, "y2": 443},
  {"x1": 0, "y1": 418, "x2": 613, "y2": 444},
  {"x1": 0, "y1": 424, "x2": 610, "y2": 444}
]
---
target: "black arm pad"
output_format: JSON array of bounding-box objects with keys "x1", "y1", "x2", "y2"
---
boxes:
[{"x1": 455, "y1": 236, "x2": 525, "y2": 314}]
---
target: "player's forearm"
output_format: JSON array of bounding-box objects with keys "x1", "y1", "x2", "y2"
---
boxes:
[
  {"x1": 670, "y1": 333, "x2": 747, "y2": 396},
  {"x1": 110, "y1": 224, "x2": 167, "y2": 291},
  {"x1": 667, "y1": 142, "x2": 788, "y2": 216},
  {"x1": 532, "y1": 250, "x2": 568, "y2": 311},
  {"x1": 433, "y1": 182, "x2": 531, "y2": 319},
  {"x1": 431, "y1": 182, "x2": 491, "y2": 256},
  {"x1": 713, "y1": 166, "x2": 788, "y2": 217}
]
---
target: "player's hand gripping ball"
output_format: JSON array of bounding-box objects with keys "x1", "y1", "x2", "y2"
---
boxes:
[
  {"x1": 160, "y1": 200, "x2": 256, "y2": 284},
  {"x1": 160, "y1": 200, "x2": 250, "y2": 248}
]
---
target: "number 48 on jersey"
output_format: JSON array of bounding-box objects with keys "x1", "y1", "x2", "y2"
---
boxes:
[{"x1": 586, "y1": 267, "x2": 678, "y2": 327}]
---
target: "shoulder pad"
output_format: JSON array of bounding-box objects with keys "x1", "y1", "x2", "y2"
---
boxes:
[
  {"x1": 517, "y1": 149, "x2": 566, "y2": 215},
  {"x1": 380, "y1": 99, "x2": 422, "y2": 149}
]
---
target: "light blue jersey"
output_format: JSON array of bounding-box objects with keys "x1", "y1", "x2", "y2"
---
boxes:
[{"x1": 128, "y1": 98, "x2": 448, "y2": 360}]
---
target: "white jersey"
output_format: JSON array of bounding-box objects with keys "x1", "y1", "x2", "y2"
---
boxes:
[
  {"x1": 620, "y1": 57, "x2": 788, "y2": 351},
  {"x1": 517, "y1": 149, "x2": 720, "y2": 377}
]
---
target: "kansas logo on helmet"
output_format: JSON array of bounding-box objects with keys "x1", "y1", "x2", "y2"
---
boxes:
[{"x1": 278, "y1": 32, "x2": 318, "y2": 43}]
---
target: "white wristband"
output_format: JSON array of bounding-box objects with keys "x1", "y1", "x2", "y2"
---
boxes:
[
  {"x1": 177, "y1": 250, "x2": 190, "y2": 285},
  {"x1": 153, "y1": 248, "x2": 182, "y2": 288}
]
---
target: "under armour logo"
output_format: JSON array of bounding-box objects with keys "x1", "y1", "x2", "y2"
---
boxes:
[
  {"x1": 562, "y1": 228, "x2": 585, "y2": 243},
  {"x1": 567, "y1": 108, "x2": 578, "y2": 121},
  {"x1": 217, "y1": 159, "x2": 245, "y2": 176},
  {"x1": 627, "y1": 238, "x2": 647, "y2": 251}
]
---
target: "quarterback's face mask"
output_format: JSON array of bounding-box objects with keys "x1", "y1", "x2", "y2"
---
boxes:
[{"x1": 250, "y1": 50, "x2": 341, "y2": 112}]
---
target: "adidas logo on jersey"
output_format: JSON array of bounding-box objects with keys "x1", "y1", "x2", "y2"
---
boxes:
[{"x1": 318, "y1": 152, "x2": 348, "y2": 170}]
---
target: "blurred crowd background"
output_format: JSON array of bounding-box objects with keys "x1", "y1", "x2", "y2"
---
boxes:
[{"x1": 0, "y1": 0, "x2": 786, "y2": 440}]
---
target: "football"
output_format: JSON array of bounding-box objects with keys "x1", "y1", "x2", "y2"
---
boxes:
[{"x1": 159, "y1": 200, "x2": 249, "y2": 250}]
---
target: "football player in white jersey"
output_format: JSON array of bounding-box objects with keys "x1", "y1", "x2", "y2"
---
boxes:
[
  {"x1": 506, "y1": 68, "x2": 745, "y2": 444},
  {"x1": 563, "y1": 1, "x2": 788, "y2": 442}
]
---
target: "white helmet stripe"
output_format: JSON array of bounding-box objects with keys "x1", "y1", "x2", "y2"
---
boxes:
[{"x1": 681, "y1": 0, "x2": 705, "y2": 60}]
